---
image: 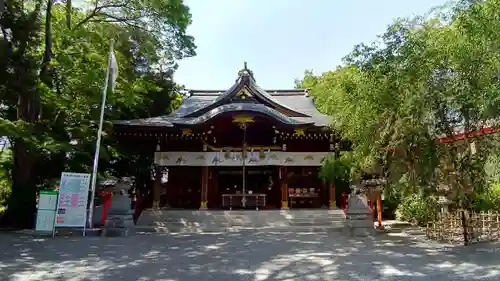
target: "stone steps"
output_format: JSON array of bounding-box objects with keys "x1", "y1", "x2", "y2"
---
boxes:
[
  {"x1": 136, "y1": 224, "x2": 346, "y2": 233},
  {"x1": 136, "y1": 209, "x2": 346, "y2": 233}
]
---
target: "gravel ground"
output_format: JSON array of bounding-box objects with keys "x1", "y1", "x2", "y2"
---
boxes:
[{"x1": 1, "y1": 230, "x2": 500, "y2": 281}]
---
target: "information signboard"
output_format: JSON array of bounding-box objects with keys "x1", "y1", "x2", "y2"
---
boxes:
[
  {"x1": 55, "y1": 172, "x2": 91, "y2": 228},
  {"x1": 35, "y1": 190, "x2": 58, "y2": 233}
]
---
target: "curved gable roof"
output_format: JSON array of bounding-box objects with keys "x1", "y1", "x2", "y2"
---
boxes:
[
  {"x1": 113, "y1": 64, "x2": 332, "y2": 128},
  {"x1": 183, "y1": 64, "x2": 310, "y2": 118},
  {"x1": 167, "y1": 103, "x2": 312, "y2": 126}
]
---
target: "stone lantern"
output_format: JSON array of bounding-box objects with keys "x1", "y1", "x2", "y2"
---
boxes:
[
  {"x1": 361, "y1": 177, "x2": 387, "y2": 230},
  {"x1": 344, "y1": 183, "x2": 376, "y2": 236},
  {"x1": 436, "y1": 184, "x2": 452, "y2": 214},
  {"x1": 438, "y1": 196, "x2": 450, "y2": 213},
  {"x1": 101, "y1": 177, "x2": 136, "y2": 237}
]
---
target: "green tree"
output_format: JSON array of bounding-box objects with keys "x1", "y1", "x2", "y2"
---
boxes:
[
  {"x1": 298, "y1": 0, "x2": 500, "y2": 208},
  {"x1": 0, "y1": 0, "x2": 195, "y2": 228}
]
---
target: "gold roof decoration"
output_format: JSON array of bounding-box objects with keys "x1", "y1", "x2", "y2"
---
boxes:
[
  {"x1": 304, "y1": 155, "x2": 314, "y2": 160},
  {"x1": 235, "y1": 88, "x2": 252, "y2": 99},
  {"x1": 232, "y1": 115, "x2": 255, "y2": 124},
  {"x1": 294, "y1": 128, "x2": 305, "y2": 136},
  {"x1": 182, "y1": 128, "x2": 193, "y2": 136}
]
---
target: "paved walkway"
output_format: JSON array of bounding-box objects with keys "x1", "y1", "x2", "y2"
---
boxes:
[{"x1": 0, "y1": 230, "x2": 499, "y2": 281}]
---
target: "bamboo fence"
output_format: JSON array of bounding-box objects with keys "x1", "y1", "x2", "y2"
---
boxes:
[{"x1": 426, "y1": 210, "x2": 500, "y2": 245}]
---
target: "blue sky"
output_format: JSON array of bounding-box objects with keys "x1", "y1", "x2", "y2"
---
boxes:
[{"x1": 175, "y1": 0, "x2": 450, "y2": 89}]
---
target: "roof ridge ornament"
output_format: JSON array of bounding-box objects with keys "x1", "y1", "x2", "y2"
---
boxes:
[{"x1": 237, "y1": 61, "x2": 255, "y2": 81}]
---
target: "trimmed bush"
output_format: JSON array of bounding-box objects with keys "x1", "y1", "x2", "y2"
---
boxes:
[
  {"x1": 0, "y1": 178, "x2": 10, "y2": 206},
  {"x1": 396, "y1": 194, "x2": 439, "y2": 225},
  {"x1": 473, "y1": 183, "x2": 500, "y2": 211},
  {"x1": 0, "y1": 178, "x2": 10, "y2": 218}
]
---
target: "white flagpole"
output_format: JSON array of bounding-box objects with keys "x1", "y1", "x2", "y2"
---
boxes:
[{"x1": 86, "y1": 40, "x2": 115, "y2": 235}]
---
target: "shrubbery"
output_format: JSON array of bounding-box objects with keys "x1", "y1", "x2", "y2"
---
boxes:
[
  {"x1": 395, "y1": 194, "x2": 439, "y2": 225},
  {"x1": 472, "y1": 183, "x2": 500, "y2": 212},
  {"x1": 0, "y1": 150, "x2": 11, "y2": 216},
  {"x1": 0, "y1": 178, "x2": 10, "y2": 216}
]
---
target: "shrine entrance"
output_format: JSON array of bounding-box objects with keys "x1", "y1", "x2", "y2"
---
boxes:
[
  {"x1": 163, "y1": 166, "x2": 202, "y2": 209},
  {"x1": 217, "y1": 166, "x2": 281, "y2": 209},
  {"x1": 114, "y1": 64, "x2": 345, "y2": 213}
]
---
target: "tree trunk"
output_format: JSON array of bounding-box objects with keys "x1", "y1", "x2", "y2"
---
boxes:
[
  {"x1": 40, "y1": 0, "x2": 53, "y2": 88},
  {"x1": 1, "y1": 0, "x2": 44, "y2": 229},
  {"x1": 4, "y1": 141, "x2": 37, "y2": 228}
]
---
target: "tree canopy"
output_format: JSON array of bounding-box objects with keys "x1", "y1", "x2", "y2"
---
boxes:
[
  {"x1": 298, "y1": 0, "x2": 500, "y2": 206},
  {"x1": 4, "y1": 0, "x2": 500, "y2": 228},
  {"x1": 0, "y1": 0, "x2": 194, "y2": 227}
]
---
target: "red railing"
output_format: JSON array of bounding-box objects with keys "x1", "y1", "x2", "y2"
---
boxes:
[{"x1": 437, "y1": 126, "x2": 500, "y2": 143}]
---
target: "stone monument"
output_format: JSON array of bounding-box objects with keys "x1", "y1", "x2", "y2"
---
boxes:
[
  {"x1": 344, "y1": 185, "x2": 376, "y2": 237},
  {"x1": 102, "y1": 178, "x2": 136, "y2": 237}
]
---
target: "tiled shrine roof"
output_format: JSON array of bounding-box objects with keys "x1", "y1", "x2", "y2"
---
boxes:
[{"x1": 114, "y1": 63, "x2": 331, "y2": 128}]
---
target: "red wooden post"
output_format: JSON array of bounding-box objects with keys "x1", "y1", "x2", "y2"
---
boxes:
[
  {"x1": 375, "y1": 189, "x2": 384, "y2": 229},
  {"x1": 101, "y1": 192, "x2": 112, "y2": 226},
  {"x1": 329, "y1": 183, "x2": 335, "y2": 208},
  {"x1": 200, "y1": 167, "x2": 208, "y2": 209}
]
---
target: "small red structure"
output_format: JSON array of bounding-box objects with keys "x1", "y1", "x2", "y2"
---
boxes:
[
  {"x1": 437, "y1": 126, "x2": 500, "y2": 143},
  {"x1": 100, "y1": 191, "x2": 112, "y2": 226}
]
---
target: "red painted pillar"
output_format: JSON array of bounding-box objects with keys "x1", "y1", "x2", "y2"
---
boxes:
[
  {"x1": 329, "y1": 183, "x2": 335, "y2": 208},
  {"x1": 375, "y1": 189, "x2": 384, "y2": 229},
  {"x1": 100, "y1": 192, "x2": 112, "y2": 226},
  {"x1": 280, "y1": 167, "x2": 289, "y2": 209}
]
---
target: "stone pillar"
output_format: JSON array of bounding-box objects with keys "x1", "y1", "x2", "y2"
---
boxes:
[
  {"x1": 375, "y1": 188, "x2": 384, "y2": 229},
  {"x1": 200, "y1": 166, "x2": 208, "y2": 209},
  {"x1": 280, "y1": 167, "x2": 288, "y2": 209},
  {"x1": 329, "y1": 183, "x2": 336, "y2": 209},
  {"x1": 152, "y1": 165, "x2": 161, "y2": 209}
]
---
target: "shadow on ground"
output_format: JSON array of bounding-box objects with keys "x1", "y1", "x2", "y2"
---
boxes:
[{"x1": 0, "y1": 230, "x2": 499, "y2": 281}]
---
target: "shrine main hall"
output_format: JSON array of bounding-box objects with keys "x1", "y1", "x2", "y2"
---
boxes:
[{"x1": 114, "y1": 64, "x2": 344, "y2": 212}]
